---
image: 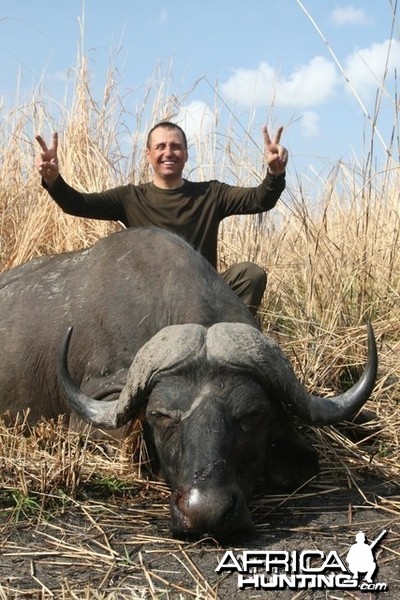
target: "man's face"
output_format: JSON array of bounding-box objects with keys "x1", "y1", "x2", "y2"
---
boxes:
[{"x1": 146, "y1": 127, "x2": 188, "y2": 185}]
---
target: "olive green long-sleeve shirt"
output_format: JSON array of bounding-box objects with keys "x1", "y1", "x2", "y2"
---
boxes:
[{"x1": 44, "y1": 173, "x2": 285, "y2": 268}]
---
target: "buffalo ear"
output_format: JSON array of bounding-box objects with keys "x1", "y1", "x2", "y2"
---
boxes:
[{"x1": 265, "y1": 424, "x2": 319, "y2": 491}]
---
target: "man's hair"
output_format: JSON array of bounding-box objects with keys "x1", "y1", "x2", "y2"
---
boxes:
[{"x1": 146, "y1": 121, "x2": 188, "y2": 150}]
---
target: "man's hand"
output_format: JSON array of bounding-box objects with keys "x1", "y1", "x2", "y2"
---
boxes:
[
  {"x1": 35, "y1": 132, "x2": 60, "y2": 186},
  {"x1": 262, "y1": 126, "x2": 288, "y2": 176}
]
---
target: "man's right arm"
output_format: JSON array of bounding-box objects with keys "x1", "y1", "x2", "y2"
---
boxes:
[
  {"x1": 36, "y1": 132, "x2": 128, "y2": 224},
  {"x1": 42, "y1": 175, "x2": 128, "y2": 223}
]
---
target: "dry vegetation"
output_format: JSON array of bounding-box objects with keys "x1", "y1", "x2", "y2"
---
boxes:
[{"x1": 1, "y1": 22, "x2": 399, "y2": 600}]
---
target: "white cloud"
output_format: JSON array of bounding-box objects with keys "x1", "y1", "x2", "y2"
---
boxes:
[
  {"x1": 279, "y1": 57, "x2": 339, "y2": 106},
  {"x1": 220, "y1": 62, "x2": 275, "y2": 109},
  {"x1": 221, "y1": 57, "x2": 339, "y2": 110},
  {"x1": 344, "y1": 39, "x2": 400, "y2": 98},
  {"x1": 301, "y1": 111, "x2": 320, "y2": 137},
  {"x1": 175, "y1": 100, "x2": 215, "y2": 143},
  {"x1": 330, "y1": 4, "x2": 369, "y2": 26}
]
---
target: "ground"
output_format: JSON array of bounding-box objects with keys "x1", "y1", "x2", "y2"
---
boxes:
[{"x1": 1, "y1": 469, "x2": 399, "y2": 599}]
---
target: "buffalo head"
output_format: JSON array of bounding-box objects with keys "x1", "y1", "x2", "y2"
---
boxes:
[{"x1": 59, "y1": 322, "x2": 377, "y2": 538}]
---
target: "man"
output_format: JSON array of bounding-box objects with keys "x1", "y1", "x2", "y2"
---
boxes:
[
  {"x1": 36, "y1": 122, "x2": 288, "y2": 314},
  {"x1": 346, "y1": 532, "x2": 377, "y2": 584}
]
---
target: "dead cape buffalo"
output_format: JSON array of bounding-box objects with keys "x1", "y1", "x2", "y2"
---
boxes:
[{"x1": 0, "y1": 228, "x2": 377, "y2": 537}]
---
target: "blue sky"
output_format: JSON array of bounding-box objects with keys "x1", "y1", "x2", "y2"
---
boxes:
[{"x1": 1, "y1": 0, "x2": 399, "y2": 180}]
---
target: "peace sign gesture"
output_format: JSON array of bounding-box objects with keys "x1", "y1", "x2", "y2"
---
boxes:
[
  {"x1": 262, "y1": 126, "x2": 288, "y2": 175},
  {"x1": 35, "y1": 132, "x2": 60, "y2": 186}
]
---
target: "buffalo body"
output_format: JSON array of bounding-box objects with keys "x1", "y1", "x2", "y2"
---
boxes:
[{"x1": 0, "y1": 228, "x2": 377, "y2": 537}]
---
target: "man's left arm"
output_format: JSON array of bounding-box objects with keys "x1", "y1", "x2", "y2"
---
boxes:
[
  {"x1": 255, "y1": 125, "x2": 288, "y2": 209},
  {"x1": 216, "y1": 126, "x2": 288, "y2": 216}
]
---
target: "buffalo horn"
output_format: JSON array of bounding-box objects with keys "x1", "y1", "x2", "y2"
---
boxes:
[
  {"x1": 205, "y1": 322, "x2": 378, "y2": 426},
  {"x1": 59, "y1": 322, "x2": 377, "y2": 429},
  {"x1": 58, "y1": 325, "x2": 207, "y2": 429}
]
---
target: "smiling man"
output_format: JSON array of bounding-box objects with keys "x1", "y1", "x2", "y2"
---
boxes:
[
  {"x1": 35, "y1": 121, "x2": 288, "y2": 314},
  {"x1": 146, "y1": 124, "x2": 188, "y2": 189}
]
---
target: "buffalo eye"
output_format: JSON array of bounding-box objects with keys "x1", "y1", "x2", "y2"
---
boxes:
[
  {"x1": 149, "y1": 409, "x2": 181, "y2": 423},
  {"x1": 239, "y1": 412, "x2": 264, "y2": 433}
]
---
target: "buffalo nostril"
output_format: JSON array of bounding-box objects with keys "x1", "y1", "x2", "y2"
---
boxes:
[{"x1": 170, "y1": 487, "x2": 251, "y2": 536}]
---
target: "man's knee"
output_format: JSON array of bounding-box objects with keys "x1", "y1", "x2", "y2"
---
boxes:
[
  {"x1": 221, "y1": 261, "x2": 267, "y2": 313},
  {"x1": 224, "y1": 261, "x2": 267, "y2": 287},
  {"x1": 241, "y1": 262, "x2": 267, "y2": 289}
]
